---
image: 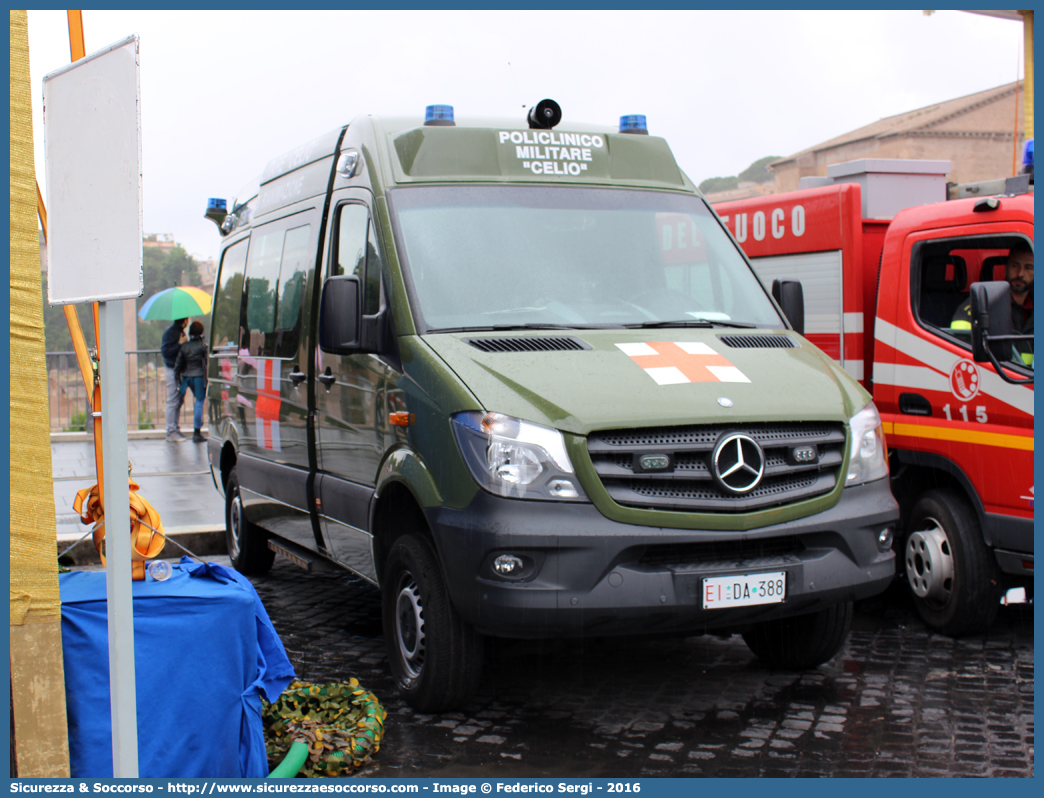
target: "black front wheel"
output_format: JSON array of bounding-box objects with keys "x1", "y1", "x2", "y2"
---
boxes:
[
  {"x1": 382, "y1": 533, "x2": 483, "y2": 712},
  {"x1": 903, "y1": 489, "x2": 999, "y2": 635},
  {"x1": 224, "y1": 466, "x2": 274, "y2": 576},
  {"x1": 742, "y1": 601, "x2": 853, "y2": 670}
]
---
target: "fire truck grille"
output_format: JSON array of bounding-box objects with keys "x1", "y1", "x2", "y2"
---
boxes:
[{"x1": 587, "y1": 421, "x2": 845, "y2": 513}]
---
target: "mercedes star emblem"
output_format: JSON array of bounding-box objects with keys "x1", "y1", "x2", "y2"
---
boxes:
[{"x1": 711, "y1": 433, "x2": 765, "y2": 494}]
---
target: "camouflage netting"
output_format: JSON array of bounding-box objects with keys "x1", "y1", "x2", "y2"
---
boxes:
[{"x1": 263, "y1": 680, "x2": 387, "y2": 778}]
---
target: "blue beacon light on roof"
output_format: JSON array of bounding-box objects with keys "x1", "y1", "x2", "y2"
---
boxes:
[
  {"x1": 424, "y1": 104, "x2": 456, "y2": 126},
  {"x1": 619, "y1": 114, "x2": 649, "y2": 135}
]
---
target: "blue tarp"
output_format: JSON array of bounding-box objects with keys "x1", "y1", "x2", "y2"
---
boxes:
[{"x1": 60, "y1": 558, "x2": 295, "y2": 778}]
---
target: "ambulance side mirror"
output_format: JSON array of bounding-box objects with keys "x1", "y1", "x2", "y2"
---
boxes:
[
  {"x1": 318, "y1": 275, "x2": 361, "y2": 354},
  {"x1": 970, "y1": 280, "x2": 1033, "y2": 385},
  {"x1": 772, "y1": 279, "x2": 805, "y2": 335}
]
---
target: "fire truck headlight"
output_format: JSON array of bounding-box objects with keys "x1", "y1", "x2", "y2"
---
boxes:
[{"x1": 846, "y1": 402, "x2": 889, "y2": 486}]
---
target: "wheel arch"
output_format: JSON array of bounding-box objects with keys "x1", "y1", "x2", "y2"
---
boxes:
[
  {"x1": 370, "y1": 480, "x2": 436, "y2": 588},
  {"x1": 890, "y1": 449, "x2": 989, "y2": 543},
  {"x1": 219, "y1": 440, "x2": 238, "y2": 493}
]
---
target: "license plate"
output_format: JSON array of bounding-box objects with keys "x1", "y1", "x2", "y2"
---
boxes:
[{"x1": 702, "y1": 571, "x2": 786, "y2": 609}]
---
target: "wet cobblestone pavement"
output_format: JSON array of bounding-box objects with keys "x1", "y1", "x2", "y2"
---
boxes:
[{"x1": 248, "y1": 559, "x2": 1033, "y2": 778}]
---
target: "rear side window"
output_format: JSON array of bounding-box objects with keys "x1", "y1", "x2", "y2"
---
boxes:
[
  {"x1": 243, "y1": 220, "x2": 313, "y2": 357},
  {"x1": 212, "y1": 238, "x2": 248, "y2": 349}
]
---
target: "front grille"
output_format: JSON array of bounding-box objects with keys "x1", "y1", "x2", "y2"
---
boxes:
[
  {"x1": 588, "y1": 421, "x2": 845, "y2": 513},
  {"x1": 463, "y1": 336, "x2": 591, "y2": 353}
]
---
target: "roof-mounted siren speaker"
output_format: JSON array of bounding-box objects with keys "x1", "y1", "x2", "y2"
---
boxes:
[
  {"x1": 424, "y1": 104, "x2": 456, "y2": 126},
  {"x1": 205, "y1": 198, "x2": 227, "y2": 231},
  {"x1": 527, "y1": 99, "x2": 562, "y2": 130},
  {"x1": 619, "y1": 114, "x2": 649, "y2": 135}
]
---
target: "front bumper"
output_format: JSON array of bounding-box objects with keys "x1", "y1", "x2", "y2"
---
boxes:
[{"x1": 425, "y1": 478, "x2": 898, "y2": 639}]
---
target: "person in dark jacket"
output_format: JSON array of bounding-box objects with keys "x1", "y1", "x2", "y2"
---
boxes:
[
  {"x1": 951, "y1": 243, "x2": 1033, "y2": 367},
  {"x1": 174, "y1": 320, "x2": 209, "y2": 443},
  {"x1": 161, "y1": 318, "x2": 189, "y2": 441}
]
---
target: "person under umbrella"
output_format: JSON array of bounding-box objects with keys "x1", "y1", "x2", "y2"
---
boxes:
[
  {"x1": 140, "y1": 286, "x2": 213, "y2": 442},
  {"x1": 161, "y1": 318, "x2": 189, "y2": 441},
  {"x1": 174, "y1": 321, "x2": 209, "y2": 443}
]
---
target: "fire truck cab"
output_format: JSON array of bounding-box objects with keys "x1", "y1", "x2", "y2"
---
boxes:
[{"x1": 717, "y1": 161, "x2": 1033, "y2": 635}]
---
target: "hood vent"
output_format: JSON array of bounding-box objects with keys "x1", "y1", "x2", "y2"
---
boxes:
[
  {"x1": 717, "y1": 334, "x2": 797, "y2": 350},
  {"x1": 464, "y1": 336, "x2": 592, "y2": 353}
]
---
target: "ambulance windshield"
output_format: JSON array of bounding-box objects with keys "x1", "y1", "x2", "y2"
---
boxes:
[{"x1": 388, "y1": 186, "x2": 784, "y2": 332}]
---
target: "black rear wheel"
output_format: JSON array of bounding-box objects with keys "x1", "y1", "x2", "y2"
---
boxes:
[
  {"x1": 742, "y1": 601, "x2": 853, "y2": 670},
  {"x1": 225, "y1": 466, "x2": 274, "y2": 575},
  {"x1": 382, "y1": 533, "x2": 483, "y2": 712}
]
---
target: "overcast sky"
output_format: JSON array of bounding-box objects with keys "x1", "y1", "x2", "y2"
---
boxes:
[{"x1": 27, "y1": 9, "x2": 1025, "y2": 264}]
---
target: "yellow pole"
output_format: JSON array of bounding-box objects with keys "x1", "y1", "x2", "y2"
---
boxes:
[{"x1": 10, "y1": 8, "x2": 72, "y2": 777}]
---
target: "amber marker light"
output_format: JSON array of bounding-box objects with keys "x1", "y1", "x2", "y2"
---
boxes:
[{"x1": 389, "y1": 412, "x2": 416, "y2": 427}]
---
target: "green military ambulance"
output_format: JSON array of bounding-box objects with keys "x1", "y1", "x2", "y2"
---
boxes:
[{"x1": 204, "y1": 101, "x2": 898, "y2": 711}]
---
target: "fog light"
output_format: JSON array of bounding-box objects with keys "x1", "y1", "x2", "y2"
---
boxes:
[
  {"x1": 877, "y1": 527, "x2": 894, "y2": 551},
  {"x1": 493, "y1": 554, "x2": 524, "y2": 576}
]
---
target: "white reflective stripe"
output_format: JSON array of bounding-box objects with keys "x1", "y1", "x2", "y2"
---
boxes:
[
  {"x1": 874, "y1": 363, "x2": 950, "y2": 393},
  {"x1": 843, "y1": 312, "x2": 864, "y2": 333},
  {"x1": 843, "y1": 360, "x2": 864, "y2": 381},
  {"x1": 875, "y1": 318, "x2": 1034, "y2": 417},
  {"x1": 872, "y1": 360, "x2": 893, "y2": 386}
]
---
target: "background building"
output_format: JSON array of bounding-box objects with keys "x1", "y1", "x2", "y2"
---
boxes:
[{"x1": 769, "y1": 81, "x2": 1027, "y2": 193}]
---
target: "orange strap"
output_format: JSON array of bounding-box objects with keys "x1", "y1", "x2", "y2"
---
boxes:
[{"x1": 73, "y1": 477, "x2": 166, "y2": 581}]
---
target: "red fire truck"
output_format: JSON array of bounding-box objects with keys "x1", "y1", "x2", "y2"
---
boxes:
[{"x1": 715, "y1": 160, "x2": 1033, "y2": 635}]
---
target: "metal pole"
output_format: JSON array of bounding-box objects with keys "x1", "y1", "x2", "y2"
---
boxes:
[{"x1": 99, "y1": 300, "x2": 139, "y2": 777}]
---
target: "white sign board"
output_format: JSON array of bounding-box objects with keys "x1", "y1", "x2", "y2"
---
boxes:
[{"x1": 44, "y1": 35, "x2": 143, "y2": 304}]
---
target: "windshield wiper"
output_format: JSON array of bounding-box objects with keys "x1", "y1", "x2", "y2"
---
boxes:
[
  {"x1": 427, "y1": 323, "x2": 593, "y2": 334},
  {"x1": 624, "y1": 320, "x2": 758, "y2": 329}
]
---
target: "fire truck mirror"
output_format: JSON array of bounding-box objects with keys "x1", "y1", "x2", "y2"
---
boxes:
[
  {"x1": 969, "y1": 280, "x2": 1014, "y2": 364},
  {"x1": 771, "y1": 279, "x2": 805, "y2": 336}
]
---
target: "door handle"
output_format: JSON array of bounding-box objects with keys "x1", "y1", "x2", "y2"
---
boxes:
[
  {"x1": 289, "y1": 368, "x2": 307, "y2": 386},
  {"x1": 899, "y1": 392, "x2": 932, "y2": 416}
]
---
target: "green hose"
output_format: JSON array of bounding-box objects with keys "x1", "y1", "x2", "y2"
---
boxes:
[{"x1": 267, "y1": 741, "x2": 309, "y2": 778}]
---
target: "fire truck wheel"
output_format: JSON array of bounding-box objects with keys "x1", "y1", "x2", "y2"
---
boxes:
[
  {"x1": 904, "y1": 489, "x2": 1000, "y2": 636},
  {"x1": 742, "y1": 600, "x2": 853, "y2": 670},
  {"x1": 382, "y1": 532, "x2": 484, "y2": 712},
  {"x1": 225, "y1": 466, "x2": 275, "y2": 576}
]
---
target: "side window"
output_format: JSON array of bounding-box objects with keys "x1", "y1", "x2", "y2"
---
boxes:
[
  {"x1": 212, "y1": 238, "x2": 248, "y2": 348},
  {"x1": 914, "y1": 236, "x2": 1033, "y2": 369},
  {"x1": 333, "y1": 203, "x2": 384, "y2": 315},
  {"x1": 273, "y1": 224, "x2": 311, "y2": 359},
  {"x1": 244, "y1": 227, "x2": 285, "y2": 356},
  {"x1": 243, "y1": 219, "x2": 314, "y2": 358}
]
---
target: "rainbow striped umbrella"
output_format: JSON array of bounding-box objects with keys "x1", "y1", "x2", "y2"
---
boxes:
[{"x1": 137, "y1": 286, "x2": 212, "y2": 320}]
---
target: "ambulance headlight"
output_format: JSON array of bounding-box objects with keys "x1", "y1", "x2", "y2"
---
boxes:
[
  {"x1": 452, "y1": 411, "x2": 587, "y2": 501},
  {"x1": 846, "y1": 402, "x2": 889, "y2": 486}
]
